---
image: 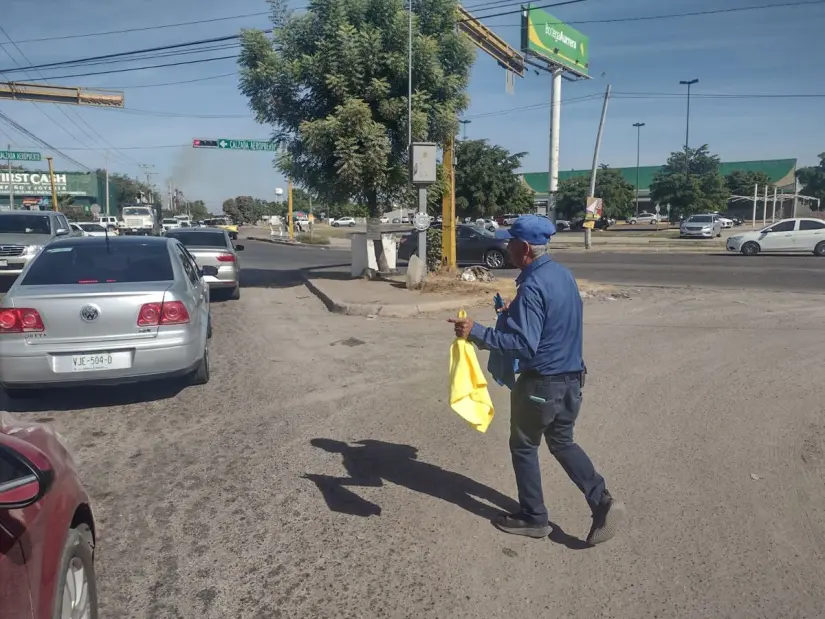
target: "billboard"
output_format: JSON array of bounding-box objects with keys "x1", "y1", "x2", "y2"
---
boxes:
[{"x1": 521, "y1": 6, "x2": 589, "y2": 77}]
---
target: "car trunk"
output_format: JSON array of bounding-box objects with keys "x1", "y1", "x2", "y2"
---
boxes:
[
  {"x1": 11, "y1": 282, "x2": 172, "y2": 345},
  {"x1": 186, "y1": 246, "x2": 232, "y2": 269}
]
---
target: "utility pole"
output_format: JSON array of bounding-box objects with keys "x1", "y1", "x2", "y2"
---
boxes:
[
  {"x1": 138, "y1": 163, "x2": 156, "y2": 203},
  {"x1": 6, "y1": 144, "x2": 13, "y2": 211},
  {"x1": 584, "y1": 84, "x2": 611, "y2": 249},
  {"x1": 287, "y1": 179, "x2": 294, "y2": 240},
  {"x1": 771, "y1": 186, "x2": 777, "y2": 223},
  {"x1": 441, "y1": 136, "x2": 456, "y2": 270},
  {"x1": 459, "y1": 120, "x2": 471, "y2": 140},
  {"x1": 632, "y1": 122, "x2": 645, "y2": 215},
  {"x1": 105, "y1": 151, "x2": 110, "y2": 217},
  {"x1": 46, "y1": 156, "x2": 58, "y2": 211},
  {"x1": 547, "y1": 67, "x2": 563, "y2": 223},
  {"x1": 752, "y1": 183, "x2": 758, "y2": 229},
  {"x1": 679, "y1": 78, "x2": 698, "y2": 182}
]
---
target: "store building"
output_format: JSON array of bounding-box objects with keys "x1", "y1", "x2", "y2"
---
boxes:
[{"x1": 0, "y1": 169, "x2": 119, "y2": 214}]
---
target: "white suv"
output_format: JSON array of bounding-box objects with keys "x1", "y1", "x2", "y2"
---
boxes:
[{"x1": 629, "y1": 213, "x2": 660, "y2": 224}]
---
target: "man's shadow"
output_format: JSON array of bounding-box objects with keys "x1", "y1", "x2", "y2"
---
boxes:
[{"x1": 305, "y1": 439, "x2": 520, "y2": 520}]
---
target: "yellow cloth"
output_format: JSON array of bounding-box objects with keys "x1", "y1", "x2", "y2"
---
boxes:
[{"x1": 449, "y1": 311, "x2": 495, "y2": 433}]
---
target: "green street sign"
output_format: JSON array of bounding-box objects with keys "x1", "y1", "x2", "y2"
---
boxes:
[
  {"x1": 521, "y1": 7, "x2": 589, "y2": 77},
  {"x1": 192, "y1": 138, "x2": 276, "y2": 152},
  {"x1": 0, "y1": 150, "x2": 42, "y2": 162}
]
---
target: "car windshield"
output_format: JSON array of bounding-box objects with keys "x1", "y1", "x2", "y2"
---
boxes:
[
  {"x1": 167, "y1": 231, "x2": 227, "y2": 248},
  {"x1": 163, "y1": 219, "x2": 178, "y2": 224},
  {"x1": 0, "y1": 214, "x2": 52, "y2": 234},
  {"x1": 79, "y1": 223, "x2": 106, "y2": 232},
  {"x1": 689, "y1": 215, "x2": 713, "y2": 223},
  {"x1": 22, "y1": 242, "x2": 174, "y2": 285},
  {"x1": 123, "y1": 207, "x2": 152, "y2": 216}
]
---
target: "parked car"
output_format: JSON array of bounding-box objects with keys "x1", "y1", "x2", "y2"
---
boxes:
[
  {"x1": 397, "y1": 224, "x2": 511, "y2": 269},
  {"x1": 0, "y1": 236, "x2": 213, "y2": 397},
  {"x1": 715, "y1": 215, "x2": 734, "y2": 229},
  {"x1": 716, "y1": 212, "x2": 743, "y2": 226},
  {"x1": 98, "y1": 215, "x2": 120, "y2": 231},
  {"x1": 165, "y1": 228, "x2": 243, "y2": 300},
  {"x1": 554, "y1": 219, "x2": 571, "y2": 231},
  {"x1": 332, "y1": 217, "x2": 356, "y2": 228},
  {"x1": 69, "y1": 223, "x2": 87, "y2": 236},
  {"x1": 680, "y1": 214, "x2": 723, "y2": 238},
  {"x1": 162, "y1": 218, "x2": 181, "y2": 232},
  {"x1": 726, "y1": 218, "x2": 825, "y2": 256},
  {"x1": 76, "y1": 222, "x2": 110, "y2": 237},
  {"x1": 571, "y1": 216, "x2": 613, "y2": 231},
  {"x1": 0, "y1": 210, "x2": 73, "y2": 280},
  {"x1": 379, "y1": 216, "x2": 389, "y2": 224},
  {"x1": 0, "y1": 412, "x2": 99, "y2": 618},
  {"x1": 628, "y1": 213, "x2": 660, "y2": 224}
]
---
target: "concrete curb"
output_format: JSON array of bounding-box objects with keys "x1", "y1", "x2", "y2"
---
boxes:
[
  {"x1": 301, "y1": 275, "x2": 488, "y2": 317},
  {"x1": 244, "y1": 236, "x2": 345, "y2": 250}
]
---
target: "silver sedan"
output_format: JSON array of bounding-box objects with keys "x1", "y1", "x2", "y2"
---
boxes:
[
  {"x1": 0, "y1": 236, "x2": 214, "y2": 397},
  {"x1": 164, "y1": 228, "x2": 243, "y2": 300}
]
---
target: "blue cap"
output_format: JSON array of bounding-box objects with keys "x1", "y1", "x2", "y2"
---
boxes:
[{"x1": 496, "y1": 215, "x2": 556, "y2": 245}]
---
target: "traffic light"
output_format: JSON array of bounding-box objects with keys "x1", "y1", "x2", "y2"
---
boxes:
[{"x1": 192, "y1": 139, "x2": 218, "y2": 148}]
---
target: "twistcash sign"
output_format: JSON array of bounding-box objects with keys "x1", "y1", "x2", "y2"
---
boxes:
[
  {"x1": 521, "y1": 7, "x2": 589, "y2": 76},
  {"x1": 0, "y1": 171, "x2": 75, "y2": 195}
]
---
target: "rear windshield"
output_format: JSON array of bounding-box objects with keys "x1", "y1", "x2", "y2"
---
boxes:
[
  {"x1": 166, "y1": 231, "x2": 227, "y2": 248},
  {"x1": 79, "y1": 223, "x2": 105, "y2": 232},
  {"x1": 122, "y1": 207, "x2": 152, "y2": 216},
  {"x1": 689, "y1": 215, "x2": 712, "y2": 223},
  {"x1": 22, "y1": 242, "x2": 174, "y2": 285},
  {"x1": 0, "y1": 214, "x2": 52, "y2": 234}
]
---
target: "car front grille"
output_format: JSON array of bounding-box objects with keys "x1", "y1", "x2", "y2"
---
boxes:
[{"x1": 0, "y1": 245, "x2": 24, "y2": 257}]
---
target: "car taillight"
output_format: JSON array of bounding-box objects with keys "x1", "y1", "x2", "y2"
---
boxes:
[
  {"x1": 0, "y1": 308, "x2": 45, "y2": 334},
  {"x1": 137, "y1": 301, "x2": 190, "y2": 326},
  {"x1": 216, "y1": 254, "x2": 235, "y2": 262}
]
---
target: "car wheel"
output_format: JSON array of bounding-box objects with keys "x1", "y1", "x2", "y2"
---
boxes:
[
  {"x1": 332, "y1": 223, "x2": 339, "y2": 227},
  {"x1": 191, "y1": 343, "x2": 210, "y2": 385},
  {"x1": 229, "y1": 284, "x2": 240, "y2": 300},
  {"x1": 741, "y1": 241, "x2": 760, "y2": 256},
  {"x1": 716, "y1": 232, "x2": 722, "y2": 238},
  {"x1": 349, "y1": 222, "x2": 355, "y2": 227},
  {"x1": 53, "y1": 526, "x2": 99, "y2": 619},
  {"x1": 815, "y1": 241, "x2": 825, "y2": 257},
  {"x1": 629, "y1": 219, "x2": 637, "y2": 225},
  {"x1": 484, "y1": 249, "x2": 505, "y2": 269}
]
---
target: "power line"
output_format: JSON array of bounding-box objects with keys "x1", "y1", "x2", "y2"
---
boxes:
[
  {"x1": 8, "y1": 55, "x2": 238, "y2": 82},
  {"x1": 14, "y1": 11, "x2": 271, "y2": 43},
  {"x1": 0, "y1": 110, "x2": 91, "y2": 169},
  {"x1": 105, "y1": 72, "x2": 237, "y2": 89}
]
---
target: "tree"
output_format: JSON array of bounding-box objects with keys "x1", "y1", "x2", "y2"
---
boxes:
[
  {"x1": 649, "y1": 145, "x2": 730, "y2": 216},
  {"x1": 103, "y1": 172, "x2": 155, "y2": 207},
  {"x1": 426, "y1": 139, "x2": 534, "y2": 219},
  {"x1": 187, "y1": 200, "x2": 210, "y2": 221},
  {"x1": 724, "y1": 170, "x2": 773, "y2": 197},
  {"x1": 796, "y1": 153, "x2": 825, "y2": 211},
  {"x1": 554, "y1": 167, "x2": 636, "y2": 220},
  {"x1": 238, "y1": 0, "x2": 475, "y2": 217}
]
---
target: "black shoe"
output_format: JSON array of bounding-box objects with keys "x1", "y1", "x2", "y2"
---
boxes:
[
  {"x1": 493, "y1": 513, "x2": 550, "y2": 539},
  {"x1": 586, "y1": 491, "x2": 626, "y2": 545}
]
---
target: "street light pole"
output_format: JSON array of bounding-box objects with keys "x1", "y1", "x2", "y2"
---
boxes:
[
  {"x1": 679, "y1": 78, "x2": 698, "y2": 181},
  {"x1": 459, "y1": 119, "x2": 471, "y2": 140},
  {"x1": 632, "y1": 122, "x2": 645, "y2": 216}
]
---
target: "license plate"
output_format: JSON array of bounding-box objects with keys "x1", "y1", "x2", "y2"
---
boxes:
[
  {"x1": 68, "y1": 352, "x2": 131, "y2": 372},
  {"x1": 0, "y1": 260, "x2": 6, "y2": 267}
]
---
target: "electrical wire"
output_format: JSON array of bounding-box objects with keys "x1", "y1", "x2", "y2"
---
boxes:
[
  {"x1": 104, "y1": 72, "x2": 237, "y2": 89},
  {"x1": 0, "y1": 110, "x2": 91, "y2": 169}
]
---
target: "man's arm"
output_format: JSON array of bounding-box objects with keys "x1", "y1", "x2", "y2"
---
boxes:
[{"x1": 468, "y1": 285, "x2": 544, "y2": 360}]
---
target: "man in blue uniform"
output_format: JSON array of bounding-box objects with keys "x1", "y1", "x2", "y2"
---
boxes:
[{"x1": 449, "y1": 215, "x2": 624, "y2": 545}]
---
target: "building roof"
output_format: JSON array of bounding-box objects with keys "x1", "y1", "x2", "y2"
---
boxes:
[{"x1": 522, "y1": 158, "x2": 797, "y2": 194}]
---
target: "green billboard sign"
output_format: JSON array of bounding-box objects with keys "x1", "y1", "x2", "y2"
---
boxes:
[{"x1": 521, "y1": 6, "x2": 589, "y2": 77}]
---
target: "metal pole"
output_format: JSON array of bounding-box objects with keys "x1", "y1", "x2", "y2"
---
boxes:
[
  {"x1": 407, "y1": 0, "x2": 413, "y2": 149},
  {"x1": 762, "y1": 185, "x2": 768, "y2": 225},
  {"x1": 585, "y1": 85, "x2": 611, "y2": 249},
  {"x1": 633, "y1": 123, "x2": 644, "y2": 215},
  {"x1": 792, "y1": 176, "x2": 799, "y2": 218},
  {"x1": 288, "y1": 179, "x2": 294, "y2": 240},
  {"x1": 547, "y1": 67, "x2": 562, "y2": 223},
  {"x1": 441, "y1": 136, "x2": 456, "y2": 270},
  {"x1": 752, "y1": 183, "x2": 758, "y2": 229},
  {"x1": 7, "y1": 144, "x2": 13, "y2": 211},
  {"x1": 417, "y1": 187, "x2": 427, "y2": 268},
  {"x1": 771, "y1": 186, "x2": 777, "y2": 222},
  {"x1": 309, "y1": 193, "x2": 313, "y2": 243},
  {"x1": 680, "y1": 79, "x2": 698, "y2": 182},
  {"x1": 105, "y1": 152, "x2": 110, "y2": 217},
  {"x1": 46, "y1": 156, "x2": 58, "y2": 212}
]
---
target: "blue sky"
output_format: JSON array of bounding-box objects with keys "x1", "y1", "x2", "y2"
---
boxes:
[{"x1": 1, "y1": 0, "x2": 823, "y2": 210}]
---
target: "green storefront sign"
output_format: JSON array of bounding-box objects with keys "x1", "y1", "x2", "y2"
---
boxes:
[{"x1": 521, "y1": 6, "x2": 589, "y2": 77}]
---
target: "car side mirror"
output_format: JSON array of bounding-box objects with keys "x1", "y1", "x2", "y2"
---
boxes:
[
  {"x1": 55, "y1": 228, "x2": 70, "y2": 236},
  {"x1": 234, "y1": 244, "x2": 244, "y2": 251},
  {"x1": 0, "y1": 439, "x2": 53, "y2": 510},
  {"x1": 201, "y1": 265, "x2": 219, "y2": 277}
]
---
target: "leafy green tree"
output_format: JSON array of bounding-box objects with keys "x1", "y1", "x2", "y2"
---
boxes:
[
  {"x1": 724, "y1": 170, "x2": 773, "y2": 196},
  {"x1": 187, "y1": 200, "x2": 210, "y2": 221},
  {"x1": 796, "y1": 153, "x2": 825, "y2": 211},
  {"x1": 649, "y1": 145, "x2": 730, "y2": 216},
  {"x1": 238, "y1": 0, "x2": 475, "y2": 217},
  {"x1": 555, "y1": 167, "x2": 636, "y2": 220},
  {"x1": 104, "y1": 172, "x2": 155, "y2": 206}
]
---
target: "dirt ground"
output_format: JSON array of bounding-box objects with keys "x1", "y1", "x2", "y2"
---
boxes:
[{"x1": 7, "y1": 282, "x2": 825, "y2": 618}]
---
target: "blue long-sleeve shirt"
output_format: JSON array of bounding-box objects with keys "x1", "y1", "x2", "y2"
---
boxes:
[{"x1": 469, "y1": 254, "x2": 585, "y2": 378}]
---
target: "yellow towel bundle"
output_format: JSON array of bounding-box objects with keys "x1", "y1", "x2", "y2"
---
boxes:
[{"x1": 449, "y1": 311, "x2": 495, "y2": 433}]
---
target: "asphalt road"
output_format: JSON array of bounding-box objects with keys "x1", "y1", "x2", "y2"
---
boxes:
[
  {"x1": 238, "y1": 239, "x2": 825, "y2": 293},
  {"x1": 7, "y1": 284, "x2": 825, "y2": 617}
]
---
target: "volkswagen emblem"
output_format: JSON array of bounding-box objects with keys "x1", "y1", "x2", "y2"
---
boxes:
[{"x1": 80, "y1": 305, "x2": 100, "y2": 322}]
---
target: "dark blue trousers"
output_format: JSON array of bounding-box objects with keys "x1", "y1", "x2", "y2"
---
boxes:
[{"x1": 509, "y1": 372, "x2": 606, "y2": 525}]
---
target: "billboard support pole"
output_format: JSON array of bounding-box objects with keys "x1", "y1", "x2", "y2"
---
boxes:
[
  {"x1": 762, "y1": 184, "x2": 768, "y2": 225},
  {"x1": 547, "y1": 66, "x2": 562, "y2": 224},
  {"x1": 6, "y1": 143, "x2": 13, "y2": 211}
]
